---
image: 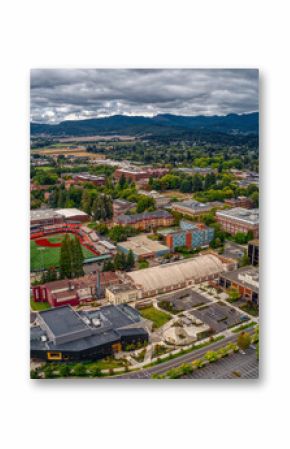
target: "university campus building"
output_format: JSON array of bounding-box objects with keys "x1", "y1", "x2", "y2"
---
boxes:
[
  {"x1": 30, "y1": 208, "x2": 89, "y2": 228},
  {"x1": 108, "y1": 253, "x2": 237, "y2": 302},
  {"x1": 114, "y1": 167, "x2": 169, "y2": 182},
  {"x1": 171, "y1": 200, "x2": 218, "y2": 218},
  {"x1": 224, "y1": 196, "x2": 254, "y2": 209},
  {"x1": 30, "y1": 304, "x2": 149, "y2": 362},
  {"x1": 158, "y1": 220, "x2": 214, "y2": 251},
  {"x1": 31, "y1": 272, "x2": 120, "y2": 307},
  {"x1": 248, "y1": 239, "x2": 259, "y2": 266},
  {"x1": 215, "y1": 207, "x2": 259, "y2": 238},
  {"x1": 114, "y1": 210, "x2": 174, "y2": 230},
  {"x1": 117, "y1": 234, "x2": 170, "y2": 260},
  {"x1": 73, "y1": 173, "x2": 106, "y2": 186},
  {"x1": 218, "y1": 266, "x2": 259, "y2": 304}
]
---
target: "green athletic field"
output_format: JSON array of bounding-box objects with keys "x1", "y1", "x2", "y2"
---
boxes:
[{"x1": 30, "y1": 233, "x2": 95, "y2": 272}]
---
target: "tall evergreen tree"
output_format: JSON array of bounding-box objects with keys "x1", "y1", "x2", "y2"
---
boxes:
[
  {"x1": 126, "y1": 249, "x2": 135, "y2": 271},
  {"x1": 81, "y1": 190, "x2": 92, "y2": 215},
  {"x1": 74, "y1": 237, "x2": 84, "y2": 277},
  {"x1": 59, "y1": 234, "x2": 72, "y2": 278}
]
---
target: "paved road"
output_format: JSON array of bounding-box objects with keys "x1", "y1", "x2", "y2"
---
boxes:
[
  {"x1": 112, "y1": 327, "x2": 256, "y2": 379},
  {"x1": 182, "y1": 347, "x2": 258, "y2": 379}
]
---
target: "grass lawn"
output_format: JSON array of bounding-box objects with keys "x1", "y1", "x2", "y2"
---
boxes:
[
  {"x1": 30, "y1": 233, "x2": 96, "y2": 271},
  {"x1": 30, "y1": 299, "x2": 51, "y2": 311},
  {"x1": 83, "y1": 357, "x2": 126, "y2": 370},
  {"x1": 240, "y1": 303, "x2": 259, "y2": 317},
  {"x1": 140, "y1": 306, "x2": 171, "y2": 328}
]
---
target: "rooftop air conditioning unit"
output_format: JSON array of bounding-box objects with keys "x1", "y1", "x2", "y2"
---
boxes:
[{"x1": 92, "y1": 318, "x2": 101, "y2": 327}]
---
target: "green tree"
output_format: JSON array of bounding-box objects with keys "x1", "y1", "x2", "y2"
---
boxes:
[
  {"x1": 71, "y1": 237, "x2": 84, "y2": 277},
  {"x1": 59, "y1": 234, "x2": 72, "y2": 279},
  {"x1": 239, "y1": 250, "x2": 250, "y2": 267},
  {"x1": 192, "y1": 174, "x2": 203, "y2": 192},
  {"x1": 250, "y1": 191, "x2": 259, "y2": 207},
  {"x1": 237, "y1": 331, "x2": 252, "y2": 350},
  {"x1": 81, "y1": 190, "x2": 92, "y2": 214},
  {"x1": 126, "y1": 249, "x2": 135, "y2": 270},
  {"x1": 136, "y1": 195, "x2": 155, "y2": 213},
  {"x1": 118, "y1": 173, "x2": 127, "y2": 189}
]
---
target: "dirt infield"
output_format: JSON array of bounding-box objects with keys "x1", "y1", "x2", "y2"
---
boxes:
[{"x1": 35, "y1": 238, "x2": 61, "y2": 248}]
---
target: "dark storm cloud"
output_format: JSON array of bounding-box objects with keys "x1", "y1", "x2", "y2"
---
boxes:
[{"x1": 30, "y1": 69, "x2": 258, "y2": 123}]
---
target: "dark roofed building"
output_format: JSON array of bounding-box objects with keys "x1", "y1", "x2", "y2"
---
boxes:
[{"x1": 31, "y1": 304, "x2": 149, "y2": 362}]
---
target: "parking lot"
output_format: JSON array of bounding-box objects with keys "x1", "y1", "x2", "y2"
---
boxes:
[
  {"x1": 157, "y1": 289, "x2": 211, "y2": 313},
  {"x1": 190, "y1": 301, "x2": 247, "y2": 333},
  {"x1": 182, "y1": 347, "x2": 259, "y2": 379}
]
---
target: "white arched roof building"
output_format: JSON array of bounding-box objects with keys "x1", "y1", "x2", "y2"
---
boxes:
[{"x1": 127, "y1": 253, "x2": 230, "y2": 297}]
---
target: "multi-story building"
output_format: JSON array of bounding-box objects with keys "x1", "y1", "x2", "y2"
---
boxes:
[
  {"x1": 248, "y1": 239, "x2": 259, "y2": 266},
  {"x1": 158, "y1": 220, "x2": 214, "y2": 251},
  {"x1": 113, "y1": 199, "x2": 136, "y2": 217},
  {"x1": 114, "y1": 210, "x2": 174, "y2": 230},
  {"x1": 138, "y1": 190, "x2": 171, "y2": 208},
  {"x1": 171, "y1": 200, "x2": 215, "y2": 218},
  {"x1": 31, "y1": 272, "x2": 120, "y2": 307},
  {"x1": 114, "y1": 167, "x2": 169, "y2": 182},
  {"x1": 216, "y1": 207, "x2": 259, "y2": 238},
  {"x1": 105, "y1": 284, "x2": 139, "y2": 305},
  {"x1": 224, "y1": 196, "x2": 253, "y2": 209},
  {"x1": 74, "y1": 173, "x2": 106, "y2": 186},
  {"x1": 218, "y1": 266, "x2": 259, "y2": 304},
  {"x1": 114, "y1": 168, "x2": 149, "y2": 182}
]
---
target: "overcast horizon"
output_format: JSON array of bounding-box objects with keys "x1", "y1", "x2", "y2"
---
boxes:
[{"x1": 31, "y1": 69, "x2": 259, "y2": 124}]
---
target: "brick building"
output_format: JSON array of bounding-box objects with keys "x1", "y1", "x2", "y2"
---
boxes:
[
  {"x1": 114, "y1": 210, "x2": 174, "y2": 230},
  {"x1": 74, "y1": 173, "x2": 106, "y2": 186},
  {"x1": 31, "y1": 272, "x2": 120, "y2": 307},
  {"x1": 216, "y1": 208, "x2": 259, "y2": 238},
  {"x1": 224, "y1": 196, "x2": 253, "y2": 209},
  {"x1": 114, "y1": 167, "x2": 169, "y2": 182}
]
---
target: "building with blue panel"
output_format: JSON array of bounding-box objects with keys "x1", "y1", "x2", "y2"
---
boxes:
[{"x1": 159, "y1": 220, "x2": 214, "y2": 251}]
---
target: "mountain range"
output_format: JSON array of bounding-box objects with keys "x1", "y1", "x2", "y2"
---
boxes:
[{"x1": 30, "y1": 112, "x2": 258, "y2": 138}]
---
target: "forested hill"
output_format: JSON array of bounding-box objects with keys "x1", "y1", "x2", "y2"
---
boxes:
[{"x1": 31, "y1": 112, "x2": 258, "y2": 138}]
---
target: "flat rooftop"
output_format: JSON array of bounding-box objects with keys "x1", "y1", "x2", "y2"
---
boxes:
[
  {"x1": 118, "y1": 234, "x2": 169, "y2": 256},
  {"x1": 31, "y1": 208, "x2": 88, "y2": 221},
  {"x1": 57, "y1": 208, "x2": 88, "y2": 218},
  {"x1": 172, "y1": 200, "x2": 211, "y2": 211},
  {"x1": 116, "y1": 209, "x2": 172, "y2": 224},
  {"x1": 220, "y1": 266, "x2": 259, "y2": 293},
  {"x1": 216, "y1": 207, "x2": 259, "y2": 225},
  {"x1": 38, "y1": 306, "x2": 89, "y2": 338},
  {"x1": 31, "y1": 209, "x2": 60, "y2": 220}
]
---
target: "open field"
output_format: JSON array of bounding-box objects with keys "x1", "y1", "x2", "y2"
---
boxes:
[
  {"x1": 140, "y1": 306, "x2": 171, "y2": 328},
  {"x1": 31, "y1": 146, "x2": 106, "y2": 159},
  {"x1": 30, "y1": 233, "x2": 96, "y2": 271}
]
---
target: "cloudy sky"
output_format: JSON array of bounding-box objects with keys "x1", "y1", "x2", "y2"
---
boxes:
[{"x1": 30, "y1": 69, "x2": 258, "y2": 123}]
